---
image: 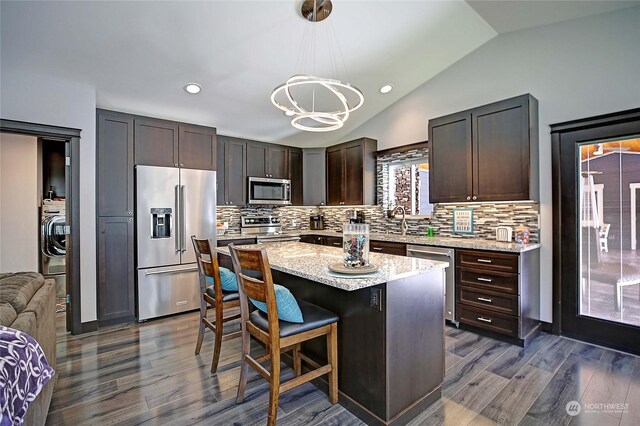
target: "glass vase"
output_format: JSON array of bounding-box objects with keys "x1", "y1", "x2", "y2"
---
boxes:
[{"x1": 343, "y1": 224, "x2": 370, "y2": 268}]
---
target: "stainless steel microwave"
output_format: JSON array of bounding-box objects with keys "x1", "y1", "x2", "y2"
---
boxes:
[{"x1": 248, "y1": 177, "x2": 291, "y2": 205}]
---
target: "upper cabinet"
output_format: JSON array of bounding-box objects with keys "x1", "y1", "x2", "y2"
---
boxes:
[
  {"x1": 97, "y1": 109, "x2": 134, "y2": 217},
  {"x1": 303, "y1": 148, "x2": 326, "y2": 206},
  {"x1": 428, "y1": 94, "x2": 539, "y2": 203},
  {"x1": 135, "y1": 117, "x2": 216, "y2": 170},
  {"x1": 217, "y1": 136, "x2": 247, "y2": 206},
  {"x1": 178, "y1": 124, "x2": 217, "y2": 170},
  {"x1": 289, "y1": 147, "x2": 303, "y2": 206},
  {"x1": 246, "y1": 141, "x2": 289, "y2": 179},
  {"x1": 326, "y1": 138, "x2": 377, "y2": 206}
]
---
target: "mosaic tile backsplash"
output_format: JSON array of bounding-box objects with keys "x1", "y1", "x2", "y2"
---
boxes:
[
  {"x1": 217, "y1": 202, "x2": 539, "y2": 242},
  {"x1": 216, "y1": 144, "x2": 539, "y2": 242}
]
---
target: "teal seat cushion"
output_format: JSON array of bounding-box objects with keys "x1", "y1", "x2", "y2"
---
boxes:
[
  {"x1": 250, "y1": 284, "x2": 303, "y2": 323},
  {"x1": 205, "y1": 267, "x2": 238, "y2": 292}
]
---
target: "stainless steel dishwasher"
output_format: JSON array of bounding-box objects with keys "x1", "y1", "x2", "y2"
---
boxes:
[{"x1": 406, "y1": 245, "x2": 457, "y2": 327}]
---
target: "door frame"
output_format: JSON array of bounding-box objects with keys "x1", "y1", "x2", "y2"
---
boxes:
[
  {"x1": 630, "y1": 182, "x2": 640, "y2": 250},
  {"x1": 0, "y1": 119, "x2": 84, "y2": 335},
  {"x1": 551, "y1": 108, "x2": 640, "y2": 354}
]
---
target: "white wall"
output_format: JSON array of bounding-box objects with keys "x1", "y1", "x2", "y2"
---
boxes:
[
  {"x1": 0, "y1": 69, "x2": 97, "y2": 323},
  {"x1": 0, "y1": 133, "x2": 39, "y2": 272},
  {"x1": 341, "y1": 7, "x2": 640, "y2": 322}
]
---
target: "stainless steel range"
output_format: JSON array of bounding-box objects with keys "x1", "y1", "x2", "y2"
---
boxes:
[{"x1": 241, "y1": 215, "x2": 300, "y2": 243}]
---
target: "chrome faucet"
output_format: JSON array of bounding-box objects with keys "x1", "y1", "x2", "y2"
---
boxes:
[{"x1": 390, "y1": 206, "x2": 408, "y2": 236}]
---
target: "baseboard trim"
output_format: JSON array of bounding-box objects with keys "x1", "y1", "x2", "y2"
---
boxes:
[
  {"x1": 77, "y1": 320, "x2": 98, "y2": 334},
  {"x1": 540, "y1": 321, "x2": 554, "y2": 333}
]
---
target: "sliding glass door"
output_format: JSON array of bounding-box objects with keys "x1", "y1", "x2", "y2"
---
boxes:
[{"x1": 552, "y1": 109, "x2": 640, "y2": 355}]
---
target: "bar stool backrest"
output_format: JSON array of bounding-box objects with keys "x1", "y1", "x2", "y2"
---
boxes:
[
  {"x1": 191, "y1": 236, "x2": 221, "y2": 298},
  {"x1": 228, "y1": 244, "x2": 280, "y2": 339}
]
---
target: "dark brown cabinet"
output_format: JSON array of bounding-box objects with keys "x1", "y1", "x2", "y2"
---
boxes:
[
  {"x1": 96, "y1": 110, "x2": 136, "y2": 325},
  {"x1": 217, "y1": 238, "x2": 256, "y2": 270},
  {"x1": 428, "y1": 94, "x2": 539, "y2": 203},
  {"x1": 178, "y1": 124, "x2": 216, "y2": 170},
  {"x1": 302, "y1": 148, "x2": 326, "y2": 206},
  {"x1": 217, "y1": 136, "x2": 247, "y2": 206},
  {"x1": 369, "y1": 241, "x2": 406, "y2": 256},
  {"x1": 134, "y1": 117, "x2": 179, "y2": 167},
  {"x1": 455, "y1": 248, "x2": 540, "y2": 346},
  {"x1": 246, "y1": 141, "x2": 289, "y2": 179},
  {"x1": 135, "y1": 118, "x2": 216, "y2": 170},
  {"x1": 289, "y1": 147, "x2": 303, "y2": 205},
  {"x1": 326, "y1": 138, "x2": 377, "y2": 206},
  {"x1": 428, "y1": 112, "x2": 472, "y2": 203},
  {"x1": 323, "y1": 236, "x2": 343, "y2": 248},
  {"x1": 97, "y1": 109, "x2": 134, "y2": 217},
  {"x1": 97, "y1": 216, "x2": 135, "y2": 325},
  {"x1": 300, "y1": 235, "x2": 324, "y2": 245}
]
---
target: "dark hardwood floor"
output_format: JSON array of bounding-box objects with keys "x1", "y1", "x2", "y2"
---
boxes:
[{"x1": 49, "y1": 312, "x2": 639, "y2": 425}]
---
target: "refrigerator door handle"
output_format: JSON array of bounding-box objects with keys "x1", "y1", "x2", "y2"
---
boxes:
[
  {"x1": 175, "y1": 185, "x2": 181, "y2": 253},
  {"x1": 180, "y1": 185, "x2": 187, "y2": 252}
]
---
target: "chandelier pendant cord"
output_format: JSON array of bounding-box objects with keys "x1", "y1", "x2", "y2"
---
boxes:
[{"x1": 270, "y1": 0, "x2": 364, "y2": 132}]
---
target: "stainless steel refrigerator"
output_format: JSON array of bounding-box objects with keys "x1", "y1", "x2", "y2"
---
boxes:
[{"x1": 136, "y1": 165, "x2": 216, "y2": 321}]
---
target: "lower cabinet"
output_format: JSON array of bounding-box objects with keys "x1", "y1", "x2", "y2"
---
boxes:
[
  {"x1": 370, "y1": 240, "x2": 406, "y2": 256},
  {"x1": 97, "y1": 216, "x2": 135, "y2": 325},
  {"x1": 217, "y1": 238, "x2": 256, "y2": 270},
  {"x1": 300, "y1": 235, "x2": 324, "y2": 245},
  {"x1": 455, "y1": 248, "x2": 540, "y2": 346},
  {"x1": 323, "y1": 236, "x2": 343, "y2": 248}
]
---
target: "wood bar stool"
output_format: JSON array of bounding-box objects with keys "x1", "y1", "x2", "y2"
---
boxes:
[
  {"x1": 228, "y1": 244, "x2": 339, "y2": 426},
  {"x1": 191, "y1": 236, "x2": 242, "y2": 373}
]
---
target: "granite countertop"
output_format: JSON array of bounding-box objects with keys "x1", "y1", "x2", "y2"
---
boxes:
[
  {"x1": 298, "y1": 230, "x2": 540, "y2": 253},
  {"x1": 215, "y1": 241, "x2": 448, "y2": 291},
  {"x1": 218, "y1": 229, "x2": 540, "y2": 253}
]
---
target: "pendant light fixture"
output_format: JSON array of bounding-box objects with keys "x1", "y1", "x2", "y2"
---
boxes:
[{"x1": 270, "y1": 0, "x2": 364, "y2": 132}]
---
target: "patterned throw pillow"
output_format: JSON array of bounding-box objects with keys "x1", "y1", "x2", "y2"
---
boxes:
[
  {"x1": 0, "y1": 326, "x2": 55, "y2": 424},
  {"x1": 205, "y1": 267, "x2": 238, "y2": 292},
  {"x1": 250, "y1": 284, "x2": 304, "y2": 323}
]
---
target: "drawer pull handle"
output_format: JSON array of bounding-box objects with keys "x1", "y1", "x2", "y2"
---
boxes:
[
  {"x1": 373, "y1": 247, "x2": 383, "y2": 251},
  {"x1": 477, "y1": 297, "x2": 493, "y2": 303},
  {"x1": 477, "y1": 317, "x2": 493, "y2": 323},
  {"x1": 333, "y1": 242, "x2": 341, "y2": 246},
  {"x1": 477, "y1": 259, "x2": 493, "y2": 263},
  {"x1": 477, "y1": 277, "x2": 493, "y2": 282},
  {"x1": 176, "y1": 300, "x2": 188, "y2": 306}
]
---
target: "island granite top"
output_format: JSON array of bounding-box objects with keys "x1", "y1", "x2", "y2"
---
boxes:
[
  {"x1": 218, "y1": 230, "x2": 540, "y2": 253},
  {"x1": 215, "y1": 241, "x2": 448, "y2": 291}
]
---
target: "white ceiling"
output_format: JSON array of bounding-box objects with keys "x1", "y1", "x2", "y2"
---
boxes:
[{"x1": 2, "y1": 1, "x2": 637, "y2": 147}]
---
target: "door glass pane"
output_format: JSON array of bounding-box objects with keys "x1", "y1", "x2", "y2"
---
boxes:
[{"x1": 579, "y1": 136, "x2": 640, "y2": 326}]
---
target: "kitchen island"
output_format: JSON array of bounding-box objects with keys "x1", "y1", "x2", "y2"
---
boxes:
[{"x1": 217, "y1": 241, "x2": 448, "y2": 426}]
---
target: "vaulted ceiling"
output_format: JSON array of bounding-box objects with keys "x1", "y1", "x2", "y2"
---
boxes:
[{"x1": 2, "y1": 1, "x2": 637, "y2": 147}]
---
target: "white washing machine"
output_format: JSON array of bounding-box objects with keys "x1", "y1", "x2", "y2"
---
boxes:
[{"x1": 41, "y1": 200, "x2": 66, "y2": 296}]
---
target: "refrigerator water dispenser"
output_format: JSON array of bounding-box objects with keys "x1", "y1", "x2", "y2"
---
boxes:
[{"x1": 150, "y1": 208, "x2": 172, "y2": 238}]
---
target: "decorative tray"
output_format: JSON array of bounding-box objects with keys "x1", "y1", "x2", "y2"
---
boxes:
[{"x1": 328, "y1": 262, "x2": 379, "y2": 275}]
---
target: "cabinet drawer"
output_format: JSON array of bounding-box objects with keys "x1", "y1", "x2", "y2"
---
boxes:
[
  {"x1": 457, "y1": 249, "x2": 519, "y2": 274},
  {"x1": 324, "y1": 236, "x2": 343, "y2": 248},
  {"x1": 300, "y1": 235, "x2": 323, "y2": 245},
  {"x1": 457, "y1": 304, "x2": 518, "y2": 338},
  {"x1": 370, "y1": 240, "x2": 406, "y2": 256},
  {"x1": 457, "y1": 286, "x2": 518, "y2": 316},
  {"x1": 458, "y1": 268, "x2": 518, "y2": 295}
]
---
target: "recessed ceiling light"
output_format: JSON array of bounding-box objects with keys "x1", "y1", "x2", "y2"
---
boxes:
[
  {"x1": 379, "y1": 84, "x2": 393, "y2": 94},
  {"x1": 184, "y1": 83, "x2": 201, "y2": 94}
]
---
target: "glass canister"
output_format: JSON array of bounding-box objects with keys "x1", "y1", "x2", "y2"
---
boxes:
[
  {"x1": 343, "y1": 223, "x2": 370, "y2": 268},
  {"x1": 514, "y1": 225, "x2": 531, "y2": 243}
]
